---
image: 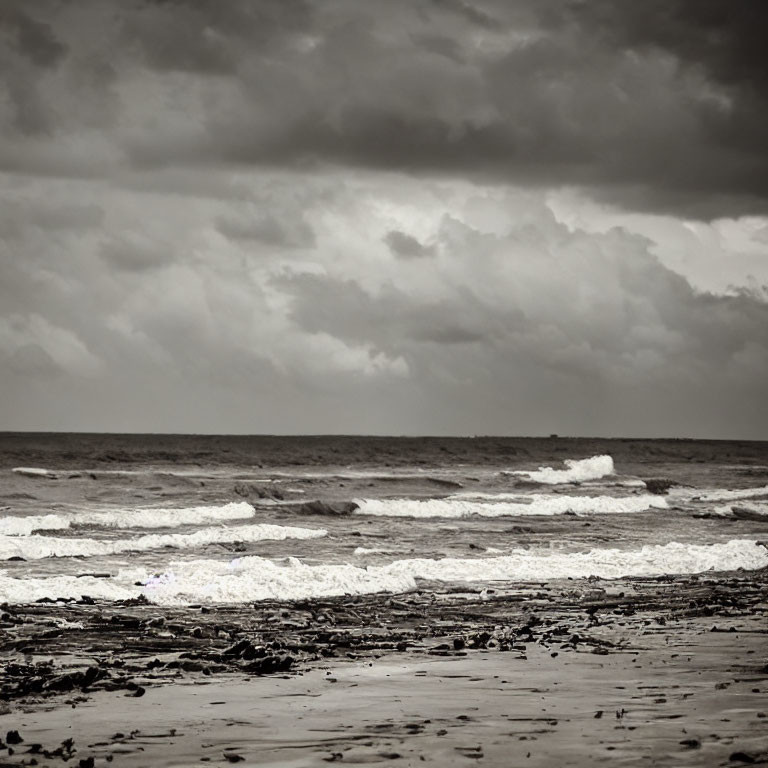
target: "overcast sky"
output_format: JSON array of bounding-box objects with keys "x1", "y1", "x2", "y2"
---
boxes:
[{"x1": 1, "y1": 0, "x2": 767, "y2": 438}]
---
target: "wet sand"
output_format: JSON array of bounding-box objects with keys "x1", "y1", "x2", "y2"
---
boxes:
[{"x1": 1, "y1": 570, "x2": 767, "y2": 766}]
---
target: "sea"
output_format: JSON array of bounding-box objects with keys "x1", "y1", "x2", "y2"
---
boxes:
[{"x1": 1, "y1": 434, "x2": 767, "y2": 606}]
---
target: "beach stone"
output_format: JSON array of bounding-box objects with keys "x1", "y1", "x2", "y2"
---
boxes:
[
  {"x1": 233, "y1": 483, "x2": 283, "y2": 500},
  {"x1": 299, "y1": 500, "x2": 359, "y2": 516},
  {"x1": 643, "y1": 479, "x2": 676, "y2": 494},
  {"x1": 223, "y1": 639, "x2": 252, "y2": 657},
  {"x1": 242, "y1": 655, "x2": 293, "y2": 675},
  {"x1": 730, "y1": 752, "x2": 757, "y2": 763}
]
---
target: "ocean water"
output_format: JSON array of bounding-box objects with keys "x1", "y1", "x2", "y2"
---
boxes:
[{"x1": 1, "y1": 434, "x2": 767, "y2": 606}]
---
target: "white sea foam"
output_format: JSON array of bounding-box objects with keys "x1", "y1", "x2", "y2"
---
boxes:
[
  {"x1": 0, "y1": 523, "x2": 326, "y2": 561},
  {"x1": 713, "y1": 501, "x2": 768, "y2": 517},
  {"x1": 0, "y1": 571, "x2": 137, "y2": 603},
  {"x1": 0, "y1": 559, "x2": 414, "y2": 604},
  {"x1": 694, "y1": 485, "x2": 768, "y2": 502},
  {"x1": 249, "y1": 499, "x2": 305, "y2": 507},
  {"x1": 11, "y1": 467, "x2": 57, "y2": 478},
  {"x1": 505, "y1": 455, "x2": 615, "y2": 484},
  {"x1": 353, "y1": 494, "x2": 668, "y2": 518},
  {"x1": 374, "y1": 539, "x2": 768, "y2": 584},
  {"x1": 0, "y1": 515, "x2": 73, "y2": 536},
  {"x1": 71, "y1": 501, "x2": 257, "y2": 528},
  {"x1": 0, "y1": 539, "x2": 763, "y2": 605},
  {"x1": 139, "y1": 557, "x2": 418, "y2": 603},
  {"x1": 0, "y1": 502, "x2": 256, "y2": 536}
]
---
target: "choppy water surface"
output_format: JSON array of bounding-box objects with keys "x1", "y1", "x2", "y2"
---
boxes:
[{"x1": 1, "y1": 434, "x2": 767, "y2": 604}]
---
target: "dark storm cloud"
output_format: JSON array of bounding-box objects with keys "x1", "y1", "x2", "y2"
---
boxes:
[
  {"x1": 0, "y1": 3, "x2": 66, "y2": 136},
  {"x1": 2, "y1": 0, "x2": 768, "y2": 215},
  {"x1": 428, "y1": 0, "x2": 501, "y2": 31},
  {"x1": 383, "y1": 231, "x2": 436, "y2": 260},
  {"x1": 568, "y1": 0, "x2": 768, "y2": 90},
  {"x1": 0, "y1": 4, "x2": 67, "y2": 67},
  {"x1": 122, "y1": 0, "x2": 312, "y2": 75}
]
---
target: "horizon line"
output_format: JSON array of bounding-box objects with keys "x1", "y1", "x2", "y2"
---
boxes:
[{"x1": 0, "y1": 430, "x2": 765, "y2": 443}]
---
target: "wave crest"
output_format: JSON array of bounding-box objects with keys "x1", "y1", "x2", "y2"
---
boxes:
[
  {"x1": 505, "y1": 455, "x2": 615, "y2": 484},
  {"x1": 0, "y1": 501, "x2": 256, "y2": 536},
  {"x1": 353, "y1": 493, "x2": 667, "y2": 518},
  {"x1": 0, "y1": 523, "x2": 326, "y2": 561}
]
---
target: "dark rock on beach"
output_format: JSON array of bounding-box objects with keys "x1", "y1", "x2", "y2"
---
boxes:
[
  {"x1": 298, "y1": 500, "x2": 359, "y2": 516},
  {"x1": 643, "y1": 478, "x2": 677, "y2": 494}
]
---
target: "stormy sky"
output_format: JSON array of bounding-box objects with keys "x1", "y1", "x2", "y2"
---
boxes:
[{"x1": 1, "y1": 0, "x2": 767, "y2": 438}]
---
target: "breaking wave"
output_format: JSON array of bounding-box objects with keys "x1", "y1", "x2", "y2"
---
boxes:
[
  {"x1": 505, "y1": 455, "x2": 615, "y2": 484},
  {"x1": 73, "y1": 501, "x2": 257, "y2": 529},
  {"x1": 0, "y1": 523, "x2": 326, "y2": 561},
  {"x1": 0, "y1": 515, "x2": 73, "y2": 537},
  {"x1": 0, "y1": 539, "x2": 763, "y2": 605},
  {"x1": 353, "y1": 493, "x2": 668, "y2": 518},
  {"x1": 0, "y1": 501, "x2": 256, "y2": 536}
]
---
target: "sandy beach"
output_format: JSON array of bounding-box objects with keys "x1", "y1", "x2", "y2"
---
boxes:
[{"x1": 2, "y1": 568, "x2": 767, "y2": 766}]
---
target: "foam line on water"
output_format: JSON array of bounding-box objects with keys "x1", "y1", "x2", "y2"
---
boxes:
[
  {"x1": 72, "y1": 501, "x2": 257, "y2": 529},
  {"x1": 695, "y1": 485, "x2": 768, "y2": 502},
  {"x1": 0, "y1": 523, "x2": 326, "y2": 561},
  {"x1": 353, "y1": 494, "x2": 668, "y2": 518},
  {"x1": 0, "y1": 502, "x2": 256, "y2": 536},
  {"x1": 374, "y1": 540, "x2": 768, "y2": 583},
  {"x1": 1, "y1": 539, "x2": 763, "y2": 605},
  {"x1": 11, "y1": 467, "x2": 57, "y2": 478},
  {"x1": 0, "y1": 572, "x2": 137, "y2": 603}
]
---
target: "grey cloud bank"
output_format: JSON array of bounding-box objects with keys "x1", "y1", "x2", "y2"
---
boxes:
[
  {"x1": 3, "y1": 0, "x2": 768, "y2": 214},
  {"x1": 0, "y1": 1, "x2": 766, "y2": 437}
]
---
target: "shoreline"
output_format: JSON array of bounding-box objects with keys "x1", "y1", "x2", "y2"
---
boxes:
[{"x1": 1, "y1": 570, "x2": 767, "y2": 766}]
